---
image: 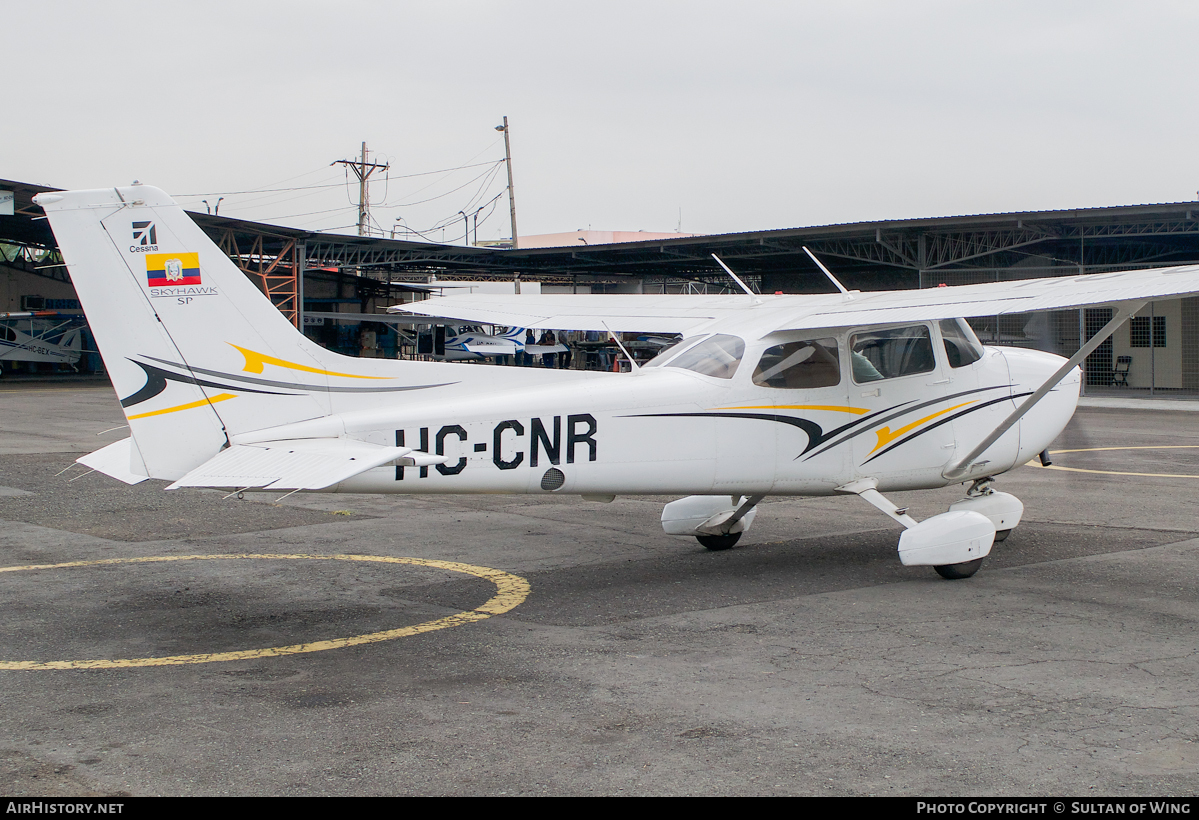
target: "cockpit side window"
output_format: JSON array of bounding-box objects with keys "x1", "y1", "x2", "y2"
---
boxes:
[
  {"x1": 939, "y1": 319, "x2": 985, "y2": 368},
  {"x1": 0, "y1": 326, "x2": 14, "y2": 343},
  {"x1": 753, "y1": 338, "x2": 840, "y2": 389},
  {"x1": 850, "y1": 324, "x2": 936, "y2": 383},
  {"x1": 664, "y1": 334, "x2": 745, "y2": 379}
]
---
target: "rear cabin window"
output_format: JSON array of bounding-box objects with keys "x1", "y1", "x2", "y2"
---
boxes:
[
  {"x1": 850, "y1": 325, "x2": 936, "y2": 383},
  {"x1": 663, "y1": 334, "x2": 745, "y2": 379},
  {"x1": 752, "y1": 338, "x2": 840, "y2": 389}
]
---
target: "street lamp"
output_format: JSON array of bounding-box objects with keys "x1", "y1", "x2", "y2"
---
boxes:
[{"x1": 471, "y1": 204, "x2": 486, "y2": 247}]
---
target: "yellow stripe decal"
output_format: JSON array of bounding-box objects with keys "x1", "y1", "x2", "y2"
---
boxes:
[
  {"x1": 231, "y1": 344, "x2": 391, "y2": 380},
  {"x1": 127, "y1": 392, "x2": 237, "y2": 420},
  {"x1": 714, "y1": 404, "x2": 871, "y2": 415},
  {"x1": 870, "y1": 400, "x2": 977, "y2": 454},
  {"x1": 0, "y1": 555, "x2": 530, "y2": 670}
]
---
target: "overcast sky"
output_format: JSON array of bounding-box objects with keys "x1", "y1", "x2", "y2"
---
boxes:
[{"x1": 9, "y1": 1, "x2": 1199, "y2": 242}]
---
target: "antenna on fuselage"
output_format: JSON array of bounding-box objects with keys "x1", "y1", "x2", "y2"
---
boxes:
[
  {"x1": 802, "y1": 246, "x2": 853, "y2": 299},
  {"x1": 710, "y1": 254, "x2": 761, "y2": 303}
]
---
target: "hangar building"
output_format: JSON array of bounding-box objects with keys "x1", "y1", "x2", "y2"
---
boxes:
[{"x1": 4, "y1": 177, "x2": 1199, "y2": 393}]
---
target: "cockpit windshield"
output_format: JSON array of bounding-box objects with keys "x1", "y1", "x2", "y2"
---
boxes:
[
  {"x1": 643, "y1": 336, "x2": 699, "y2": 368},
  {"x1": 661, "y1": 334, "x2": 745, "y2": 379}
]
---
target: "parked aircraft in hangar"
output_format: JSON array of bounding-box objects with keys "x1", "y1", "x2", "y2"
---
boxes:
[{"x1": 0, "y1": 311, "x2": 83, "y2": 376}]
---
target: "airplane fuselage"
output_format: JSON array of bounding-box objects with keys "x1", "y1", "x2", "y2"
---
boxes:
[
  {"x1": 235, "y1": 330, "x2": 1078, "y2": 498},
  {"x1": 0, "y1": 321, "x2": 82, "y2": 365}
]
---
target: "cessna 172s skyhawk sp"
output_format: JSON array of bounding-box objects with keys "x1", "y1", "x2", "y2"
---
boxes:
[{"x1": 34, "y1": 184, "x2": 1199, "y2": 579}]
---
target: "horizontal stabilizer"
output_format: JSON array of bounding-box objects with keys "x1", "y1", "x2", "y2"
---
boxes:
[
  {"x1": 76, "y1": 438, "x2": 149, "y2": 485},
  {"x1": 166, "y1": 439, "x2": 449, "y2": 491}
]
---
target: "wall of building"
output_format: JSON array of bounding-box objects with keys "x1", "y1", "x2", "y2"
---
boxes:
[
  {"x1": 1112, "y1": 301, "x2": 1182, "y2": 389},
  {"x1": 0, "y1": 262, "x2": 79, "y2": 312}
]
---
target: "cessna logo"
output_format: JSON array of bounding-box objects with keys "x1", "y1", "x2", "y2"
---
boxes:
[{"x1": 130, "y1": 221, "x2": 158, "y2": 253}]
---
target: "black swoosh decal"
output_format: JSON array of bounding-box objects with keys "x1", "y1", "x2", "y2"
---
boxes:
[
  {"x1": 120, "y1": 360, "x2": 292, "y2": 408},
  {"x1": 141, "y1": 355, "x2": 457, "y2": 395},
  {"x1": 800, "y1": 385, "x2": 1010, "y2": 461},
  {"x1": 861, "y1": 391, "x2": 1034, "y2": 464},
  {"x1": 624, "y1": 384, "x2": 1015, "y2": 462},
  {"x1": 626, "y1": 405, "x2": 902, "y2": 456}
]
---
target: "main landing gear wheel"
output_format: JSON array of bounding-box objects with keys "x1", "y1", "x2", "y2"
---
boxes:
[
  {"x1": 993, "y1": 529, "x2": 1011, "y2": 543},
  {"x1": 697, "y1": 532, "x2": 742, "y2": 551},
  {"x1": 934, "y1": 558, "x2": 984, "y2": 580}
]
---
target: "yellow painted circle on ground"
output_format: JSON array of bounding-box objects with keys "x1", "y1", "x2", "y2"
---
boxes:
[
  {"x1": 1028, "y1": 445, "x2": 1199, "y2": 478},
  {"x1": 0, "y1": 554, "x2": 531, "y2": 670}
]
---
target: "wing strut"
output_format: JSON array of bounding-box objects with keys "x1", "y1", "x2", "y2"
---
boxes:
[
  {"x1": 601, "y1": 320, "x2": 641, "y2": 371},
  {"x1": 943, "y1": 301, "x2": 1145, "y2": 480}
]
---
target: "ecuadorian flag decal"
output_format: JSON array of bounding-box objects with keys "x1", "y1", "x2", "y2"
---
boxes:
[{"x1": 146, "y1": 252, "x2": 201, "y2": 287}]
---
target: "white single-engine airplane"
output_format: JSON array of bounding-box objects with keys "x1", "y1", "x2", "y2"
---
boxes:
[
  {"x1": 35, "y1": 184, "x2": 1199, "y2": 579},
  {"x1": 426, "y1": 324, "x2": 567, "y2": 362},
  {"x1": 0, "y1": 311, "x2": 83, "y2": 376}
]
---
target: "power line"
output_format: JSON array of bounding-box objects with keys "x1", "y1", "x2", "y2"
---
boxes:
[
  {"x1": 381, "y1": 162, "x2": 505, "y2": 209},
  {"x1": 177, "y1": 160, "x2": 503, "y2": 198}
]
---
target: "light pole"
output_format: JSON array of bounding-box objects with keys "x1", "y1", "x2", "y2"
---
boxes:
[
  {"x1": 495, "y1": 117, "x2": 519, "y2": 249},
  {"x1": 459, "y1": 210, "x2": 468, "y2": 247},
  {"x1": 471, "y1": 204, "x2": 486, "y2": 247}
]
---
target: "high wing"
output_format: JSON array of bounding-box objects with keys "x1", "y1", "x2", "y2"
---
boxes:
[
  {"x1": 780, "y1": 264, "x2": 1199, "y2": 330},
  {"x1": 389, "y1": 293, "x2": 755, "y2": 334},
  {"x1": 390, "y1": 264, "x2": 1199, "y2": 335}
]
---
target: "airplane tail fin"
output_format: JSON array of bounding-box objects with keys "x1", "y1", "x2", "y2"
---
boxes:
[
  {"x1": 60, "y1": 326, "x2": 82, "y2": 356},
  {"x1": 35, "y1": 184, "x2": 455, "y2": 480}
]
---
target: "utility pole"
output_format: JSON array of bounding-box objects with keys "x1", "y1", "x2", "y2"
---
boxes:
[
  {"x1": 495, "y1": 117, "x2": 519, "y2": 249},
  {"x1": 333, "y1": 142, "x2": 389, "y2": 236}
]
